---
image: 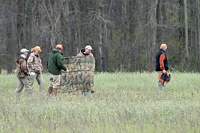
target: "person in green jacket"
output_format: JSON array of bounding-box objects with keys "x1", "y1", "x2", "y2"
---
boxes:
[{"x1": 47, "y1": 44, "x2": 69, "y2": 95}]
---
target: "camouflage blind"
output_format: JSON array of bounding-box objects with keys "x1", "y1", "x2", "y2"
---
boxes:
[{"x1": 61, "y1": 55, "x2": 95, "y2": 93}]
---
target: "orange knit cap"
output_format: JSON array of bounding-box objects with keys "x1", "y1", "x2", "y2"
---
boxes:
[
  {"x1": 56, "y1": 44, "x2": 63, "y2": 50},
  {"x1": 160, "y1": 44, "x2": 167, "y2": 49},
  {"x1": 34, "y1": 46, "x2": 42, "y2": 52}
]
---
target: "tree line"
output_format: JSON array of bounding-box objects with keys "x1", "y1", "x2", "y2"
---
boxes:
[{"x1": 0, "y1": 0, "x2": 200, "y2": 73}]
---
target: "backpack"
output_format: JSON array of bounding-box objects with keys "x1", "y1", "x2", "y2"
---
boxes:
[{"x1": 158, "y1": 72, "x2": 171, "y2": 85}]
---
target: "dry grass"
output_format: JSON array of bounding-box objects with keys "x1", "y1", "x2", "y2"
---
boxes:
[{"x1": 0, "y1": 72, "x2": 200, "y2": 132}]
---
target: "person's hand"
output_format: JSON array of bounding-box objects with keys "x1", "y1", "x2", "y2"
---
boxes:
[
  {"x1": 162, "y1": 70, "x2": 167, "y2": 73},
  {"x1": 66, "y1": 69, "x2": 70, "y2": 73}
]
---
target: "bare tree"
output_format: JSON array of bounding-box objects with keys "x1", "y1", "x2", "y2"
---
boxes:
[
  {"x1": 119, "y1": 0, "x2": 128, "y2": 72},
  {"x1": 151, "y1": 0, "x2": 158, "y2": 71},
  {"x1": 1, "y1": 0, "x2": 200, "y2": 72},
  {"x1": 184, "y1": 0, "x2": 189, "y2": 71}
]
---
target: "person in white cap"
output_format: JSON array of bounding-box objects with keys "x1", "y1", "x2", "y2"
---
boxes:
[
  {"x1": 15, "y1": 48, "x2": 32, "y2": 99},
  {"x1": 76, "y1": 45, "x2": 95, "y2": 96},
  {"x1": 76, "y1": 45, "x2": 93, "y2": 57}
]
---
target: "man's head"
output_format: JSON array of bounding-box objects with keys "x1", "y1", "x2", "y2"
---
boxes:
[
  {"x1": 20, "y1": 48, "x2": 29, "y2": 56},
  {"x1": 56, "y1": 44, "x2": 63, "y2": 51},
  {"x1": 160, "y1": 44, "x2": 167, "y2": 51},
  {"x1": 85, "y1": 45, "x2": 93, "y2": 54}
]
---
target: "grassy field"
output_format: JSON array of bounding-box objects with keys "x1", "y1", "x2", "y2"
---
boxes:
[{"x1": 0, "y1": 72, "x2": 200, "y2": 133}]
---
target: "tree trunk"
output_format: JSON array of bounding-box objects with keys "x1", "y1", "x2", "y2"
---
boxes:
[
  {"x1": 151, "y1": 0, "x2": 158, "y2": 71},
  {"x1": 98, "y1": 0, "x2": 104, "y2": 72},
  {"x1": 197, "y1": 0, "x2": 200, "y2": 71},
  {"x1": 119, "y1": 0, "x2": 128, "y2": 72},
  {"x1": 17, "y1": 0, "x2": 25, "y2": 48},
  {"x1": 184, "y1": 0, "x2": 189, "y2": 71}
]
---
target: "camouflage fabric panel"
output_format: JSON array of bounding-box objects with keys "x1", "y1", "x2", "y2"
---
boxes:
[
  {"x1": 80, "y1": 71, "x2": 94, "y2": 91},
  {"x1": 64, "y1": 56, "x2": 95, "y2": 72},
  {"x1": 60, "y1": 72, "x2": 82, "y2": 93},
  {"x1": 63, "y1": 56, "x2": 80, "y2": 71},
  {"x1": 67, "y1": 72, "x2": 81, "y2": 92},
  {"x1": 64, "y1": 71, "x2": 94, "y2": 92},
  {"x1": 62, "y1": 56, "x2": 95, "y2": 92},
  {"x1": 77, "y1": 55, "x2": 95, "y2": 71}
]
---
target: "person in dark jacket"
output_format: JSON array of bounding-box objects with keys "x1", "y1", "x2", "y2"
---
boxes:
[
  {"x1": 155, "y1": 44, "x2": 168, "y2": 89},
  {"x1": 47, "y1": 44, "x2": 69, "y2": 95}
]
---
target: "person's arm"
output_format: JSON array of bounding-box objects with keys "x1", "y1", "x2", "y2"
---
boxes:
[
  {"x1": 21, "y1": 59, "x2": 29, "y2": 75},
  {"x1": 27, "y1": 53, "x2": 35, "y2": 70},
  {"x1": 159, "y1": 54, "x2": 166, "y2": 73},
  {"x1": 56, "y1": 54, "x2": 67, "y2": 71},
  {"x1": 76, "y1": 53, "x2": 83, "y2": 58}
]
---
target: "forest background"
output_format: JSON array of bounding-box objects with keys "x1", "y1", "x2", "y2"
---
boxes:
[{"x1": 0, "y1": 0, "x2": 200, "y2": 73}]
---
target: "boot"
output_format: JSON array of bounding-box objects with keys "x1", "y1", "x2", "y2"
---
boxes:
[
  {"x1": 48, "y1": 86, "x2": 53, "y2": 95},
  {"x1": 91, "y1": 87, "x2": 95, "y2": 93},
  {"x1": 52, "y1": 88, "x2": 57, "y2": 96}
]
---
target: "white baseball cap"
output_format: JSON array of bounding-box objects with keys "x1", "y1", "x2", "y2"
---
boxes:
[
  {"x1": 85, "y1": 45, "x2": 93, "y2": 50},
  {"x1": 20, "y1": 48, "x2": 29, "y2": 53}
]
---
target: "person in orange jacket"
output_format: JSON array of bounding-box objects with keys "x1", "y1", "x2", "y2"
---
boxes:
[{"x1": 155, "y1": 44, "x2": 169, "y2": 89}]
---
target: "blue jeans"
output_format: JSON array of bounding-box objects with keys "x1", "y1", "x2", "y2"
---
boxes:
[{"x1": 83, "y1": 91, "x2": 89, "y2": 96}]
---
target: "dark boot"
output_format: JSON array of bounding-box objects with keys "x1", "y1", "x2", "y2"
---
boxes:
[
  {"x1": 52, "y1": 88, "x2": 57, "y2": 96},
  {"x1": 48, "y1": 86, "x2": 53, "y2": 95},
  {"x1": 91, "y1": 88, "x2": 95, "y2": 93}
]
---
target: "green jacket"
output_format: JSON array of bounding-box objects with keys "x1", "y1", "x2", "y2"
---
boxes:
[{"x1": 47, "y1": 49, "x2": 66, "y2": 75}]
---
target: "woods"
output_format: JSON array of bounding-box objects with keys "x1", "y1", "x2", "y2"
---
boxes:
[{"x1": 0, "y1": 0, "x2": 200, "y2": 72}]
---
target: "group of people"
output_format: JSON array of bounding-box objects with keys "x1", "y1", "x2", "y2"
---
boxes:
[
  {"x1": 14, "y1": 43, "x2": 169, "y2": 99},
  {"x1": 15, "y1": 44, "x2": 94, "y2": 98},
  {"x1": 15, "y1": 46, "x2": 44, "y2": 98}
]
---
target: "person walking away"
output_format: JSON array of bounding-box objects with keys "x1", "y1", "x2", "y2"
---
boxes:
[
  {"x1": 155, "y1": 44, "x2": 169, "y2": 90},
  {"x1": 15, "y1": 48, "x2": 32, "y2": 99},
  {"x1": 47, "y1": 44, "x2": 69, "y2": 95},
  {"x1": 27, "y1": 46, "x2": 44, "y2": 92},
  {"x1": 76, "y1": 45, "x2": 95, "y2": 96}
]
